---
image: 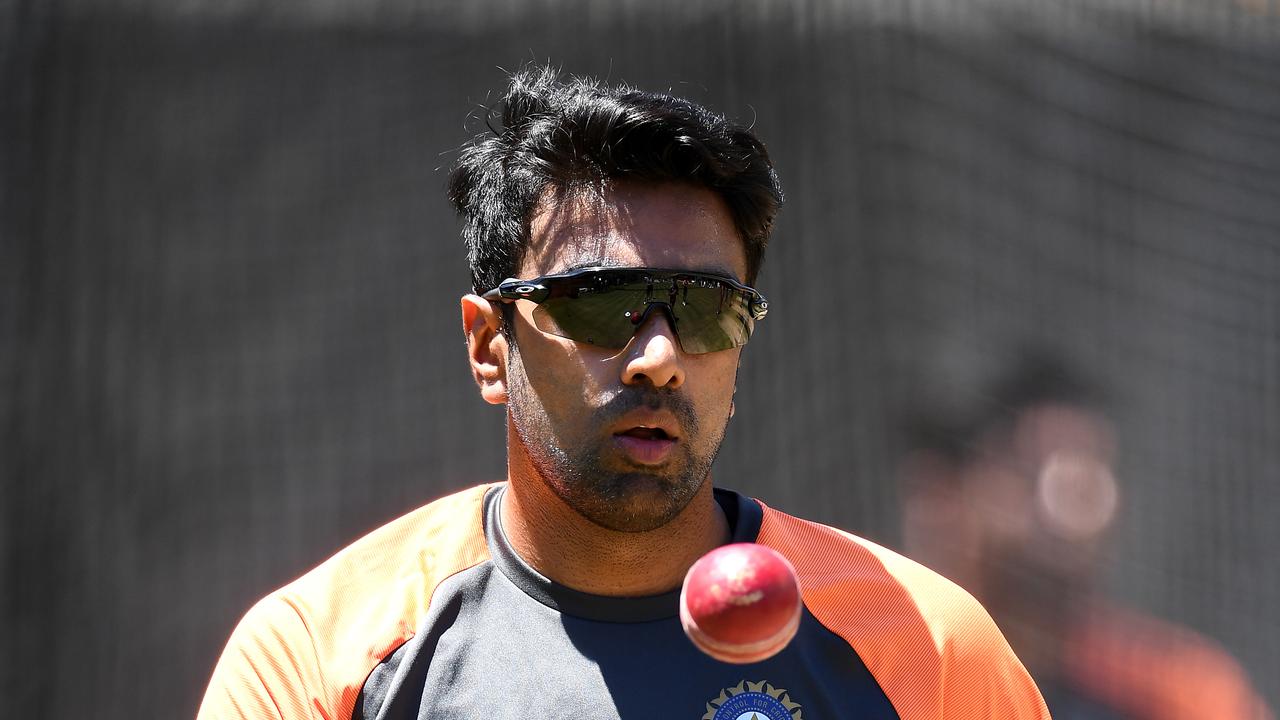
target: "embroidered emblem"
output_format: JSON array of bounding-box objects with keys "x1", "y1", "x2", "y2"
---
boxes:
[{"x1": 703, "y1": 680, "x2": 803, "y2": 720}]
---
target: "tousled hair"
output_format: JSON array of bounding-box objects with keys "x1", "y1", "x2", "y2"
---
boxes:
[{"x1": 448, "y1": 64, "x2": 784, "y2": 295}]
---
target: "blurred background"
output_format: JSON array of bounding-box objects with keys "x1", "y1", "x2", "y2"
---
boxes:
[{"x1": 3, "y1": 0, "x2": 1278, "y2": 717}]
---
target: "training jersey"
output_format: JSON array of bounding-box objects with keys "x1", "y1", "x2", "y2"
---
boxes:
[{"x1": 197, "y1": 484, "x2": 1049, "y2": 719}]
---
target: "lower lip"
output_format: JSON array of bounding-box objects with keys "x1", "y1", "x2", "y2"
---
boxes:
[{"x1": 613, "y1": 435, "x2": 678, "y2": 465}]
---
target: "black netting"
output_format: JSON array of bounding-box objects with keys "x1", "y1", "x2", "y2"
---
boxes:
[{"x1": 4, "y1": 2, "x2": 1277, "y2": 716}]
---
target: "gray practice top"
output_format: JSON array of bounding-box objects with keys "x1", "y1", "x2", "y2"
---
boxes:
[
  {"x1": 355, "y1": 485, "x2": 897, "y2": 719},
  {"x1": 199, "y1": 483, "x2": 1049, "y2": 720}
]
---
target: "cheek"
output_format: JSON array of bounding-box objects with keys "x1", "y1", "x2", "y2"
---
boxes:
[
  {"x1": 688, "y1": 353, "x2": 741, "y2": 418},
  {"x1": 512, "y1": 332, "x2": 612, "y2": 411}
]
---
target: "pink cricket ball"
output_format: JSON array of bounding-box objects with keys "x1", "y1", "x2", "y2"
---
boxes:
[{"x1": 679, "y1": 542, "x2": 803, "y2": 664}]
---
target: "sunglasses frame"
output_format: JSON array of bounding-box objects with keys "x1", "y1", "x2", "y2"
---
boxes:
[{"x1": 481, "y1": 266, "x2": 769, "y2": 351}]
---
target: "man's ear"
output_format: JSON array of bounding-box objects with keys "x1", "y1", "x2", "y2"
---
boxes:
[{"x1": 461, "y1": 295, "x2": 509, "y2": 405}]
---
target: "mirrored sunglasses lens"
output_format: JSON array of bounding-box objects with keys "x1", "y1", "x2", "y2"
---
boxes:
[
  {"x1": 670, "y1": 287, "x2": 754, "y2": 354},
  {"x1": 529, "y1": 281, "x2": 757, "y2": 353},
  {"x1": 532, "y1": 292, "x2": 645, "y2": 349}
]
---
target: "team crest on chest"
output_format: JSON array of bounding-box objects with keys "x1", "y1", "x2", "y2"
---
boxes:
[{"x1": 703, "y1": 680, "x2": 803, "y2": 720}]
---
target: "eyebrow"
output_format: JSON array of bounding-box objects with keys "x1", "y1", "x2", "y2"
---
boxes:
[
  {"x1": 561, "y1": 259, "x2": 624, "y2": 272},
  {"x1": 556, "y1": 259, "x2": 741, "y2": 281}
]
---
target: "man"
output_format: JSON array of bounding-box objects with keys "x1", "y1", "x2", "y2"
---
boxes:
[
  {"x1": 899, "y1": 351, "x2": 1273, "y2": 720},
  {"x1": 198, "y1": 66, "x2": 1048, "y2": 719}
]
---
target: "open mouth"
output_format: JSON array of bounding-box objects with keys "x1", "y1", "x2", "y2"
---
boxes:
[
  {"x1": 613, "y1": 425, "x2": 678, "y2": 465},
  {"x1": 618, "y1": 426, "x2": 674, "y2": 441}
]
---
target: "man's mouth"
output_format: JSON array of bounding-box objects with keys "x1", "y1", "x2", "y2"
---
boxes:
[
  {"x1": 613, "y1": 425, "x2": 678, "y2": 464},
  {"x1": 618, "y1": 426, "x2": 673, "y2": 441}
]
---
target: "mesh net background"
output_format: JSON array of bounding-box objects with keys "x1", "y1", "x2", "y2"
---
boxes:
[{"x1": 3, "y1": 0, "x2": 1278, "y2": 716}]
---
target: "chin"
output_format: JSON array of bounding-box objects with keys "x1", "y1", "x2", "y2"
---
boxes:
[{"x1": 560, "y1": 471, "x2": 705, "y2": 533}]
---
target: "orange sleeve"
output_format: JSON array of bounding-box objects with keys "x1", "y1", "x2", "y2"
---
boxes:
[
  {"x1": 758, "y1": 502, "x2": 1050, "y2": 720},
  {"x1": 196, "y1": 485, "x2": 494, "y2": 720},
  {"x1": 197, "y1": 595, "x2": 325, "y2": 720},
  {"x1": 1066, "y1": 604, "x2": 1274, "y2": 720}
]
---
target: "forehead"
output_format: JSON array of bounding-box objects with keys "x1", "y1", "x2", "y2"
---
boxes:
[
  {"x1": 521, "y1": 182, "x2": 747, "y2": 281},
  {"x1": 1014, "y1": 404, "x2": 1116, "y2": 460}
]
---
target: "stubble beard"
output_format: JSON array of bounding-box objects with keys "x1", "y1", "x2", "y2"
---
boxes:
[{"x1": 505, "y1": 346, "x2": 730, "y2": 533}]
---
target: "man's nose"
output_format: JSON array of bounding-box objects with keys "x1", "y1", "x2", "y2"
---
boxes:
[{"x1": 620, "y1": 306, "x2": 686, "y2": 389}]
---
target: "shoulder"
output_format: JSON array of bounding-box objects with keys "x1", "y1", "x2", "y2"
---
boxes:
[
  {"x1": 283, "y1": 482, "x2": 495, "y2": 618},
  {"x1": 758, "y1": 502, "x2": 976, "y2": 627},
  {"x1": 1067, "y1": 603, "x2": 1274, "y2": 720},
  {"x1": 756, "y1": 499, "x2": 1050, "y2": 720},
  {"x1": 197, "y1": 483, "x2": 496, "y2": 720}
]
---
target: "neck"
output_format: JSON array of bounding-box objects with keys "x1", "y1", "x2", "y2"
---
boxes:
[{"x1": 500, "y1": 450, "x2": 730, "y2": 597}]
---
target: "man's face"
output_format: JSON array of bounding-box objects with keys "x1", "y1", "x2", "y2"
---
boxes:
[
  {"x1": 901, "y1": 403, "x2": 1119, "y2": 599},
  {"x1": 503, "y1": 181, "x2": 748, "y2": 532},
  {"x1": 966, "y1": 404, "x2": 1119, "y2": 591}
]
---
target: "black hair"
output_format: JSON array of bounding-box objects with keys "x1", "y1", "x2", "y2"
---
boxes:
[
  {"x1": 448, "y1": 64, "x2": 784, "y2": 296},
  {"x1": 901, "y1": 348, "x2": 1110, "y2": 466},
  {"x1": 978, "y1": 348, "x2": 1109, "y2": 436}
]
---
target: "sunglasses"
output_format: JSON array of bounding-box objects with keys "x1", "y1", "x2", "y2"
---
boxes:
[{"x1": 481, "y1": 266, "x2": 769, "y2": 354}]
